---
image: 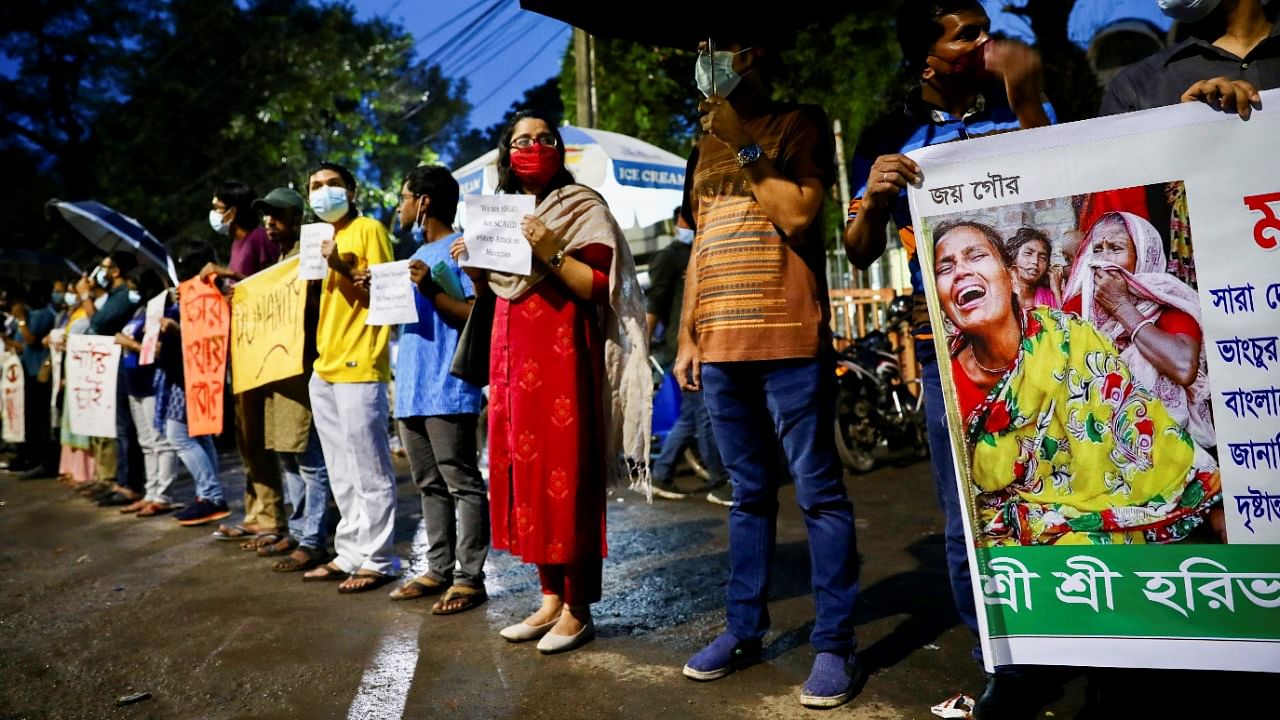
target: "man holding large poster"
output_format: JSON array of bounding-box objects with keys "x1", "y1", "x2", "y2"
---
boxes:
[
  {"x1": 904, "y1": 88, "x2": 1280, "y2": 682},
  {"x1": 843, "y1": 1, "x2": 1054, "y2": 712}
]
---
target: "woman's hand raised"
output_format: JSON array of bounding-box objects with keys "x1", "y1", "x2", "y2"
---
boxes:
[
  {"x1": 521, "y1": 215, "x2": 559, "y2": 264},
  {"x1": 1093, "y1": 267, "x2": 1133, "y2": 316},
  {"x1": 450, "y1": 237, "x2": 484, "y2": 283}
]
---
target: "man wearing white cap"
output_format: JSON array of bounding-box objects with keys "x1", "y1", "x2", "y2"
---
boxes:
[{"x1": 1101, "y1": 0, "x2": 1277, "y2": 118}]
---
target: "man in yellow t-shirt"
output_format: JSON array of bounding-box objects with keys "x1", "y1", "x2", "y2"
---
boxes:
[{"x1": 300, "y1": 161, "x2": 398, "y2": 593}]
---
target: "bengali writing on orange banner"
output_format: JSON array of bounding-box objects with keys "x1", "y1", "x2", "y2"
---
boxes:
[{"x1": 179, "y1": 277, "x2": 229, "y2": 436}]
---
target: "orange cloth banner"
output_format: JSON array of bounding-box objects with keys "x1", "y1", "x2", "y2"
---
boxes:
[{"x1": 179, "y1": 277, "x2": 229, "y2": 436}]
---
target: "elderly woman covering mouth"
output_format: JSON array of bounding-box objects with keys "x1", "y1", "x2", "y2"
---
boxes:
[
  {"x1": 931, "y1": 220, "x2": 1220, "y2": 547},
  {"x1": 1062, "y1": 211, "x2": 1213, "y2": 449}
]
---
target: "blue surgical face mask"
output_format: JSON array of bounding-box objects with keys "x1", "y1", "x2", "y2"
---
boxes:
[
  {"x1": 91, "y1": 266, "x2": 110, "y2": 289},
  {"x1": 675, "y1": 227, "x2": 695, "y2": 245},
  {"x1": 309, "y1": 186, "x2": 350, "y2": 223},
  {"x1": 127, "y1": 290, "x2": 142, "y2": 305},
  {"x1": 64, "y1": 292, "x2": 79, "y2": 308},
  {"x1": 695, "y1": 48, "x2": 751, "y2": 98}
]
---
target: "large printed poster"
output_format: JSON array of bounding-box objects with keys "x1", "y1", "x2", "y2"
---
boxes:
[{"x1": 907, "y1": 91, "x2": 1280, "y2": 673}]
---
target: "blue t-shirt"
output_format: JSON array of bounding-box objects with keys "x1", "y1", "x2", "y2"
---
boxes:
[
  {"x1": 19, "y1": 305, "x2": 55, "y2": 377},
  {"x1": 120, "y1": 310, "x2": 155, "y2": 398},
  {"x1": 393, "y1": 232, "x2": 483, "y2": 418},
  {"x1": 850, "y1": 86, "x2": 1057, "y2": 335}
]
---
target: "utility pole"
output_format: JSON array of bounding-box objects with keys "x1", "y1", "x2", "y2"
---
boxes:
[
  {"x1": 832, "y1": 119, "x2": 855, "y2": 290},
  {"x1": 574, "y1": 28, "x2": 595, "y2": 128}
]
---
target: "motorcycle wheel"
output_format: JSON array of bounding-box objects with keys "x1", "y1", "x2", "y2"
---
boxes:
[{"x1": 833, "y1": 416, "x2": 876, "y2": 474}]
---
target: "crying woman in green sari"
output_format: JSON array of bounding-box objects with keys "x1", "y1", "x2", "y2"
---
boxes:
[{"x1": 931, "y1": 220, "x2": 1222, "y2": 547}]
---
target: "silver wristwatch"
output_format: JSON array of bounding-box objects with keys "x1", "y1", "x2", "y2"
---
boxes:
[
  {"x1": 547, "y1": 249, "x2": 566, "y2": 269},
  {"x1": 736, "y1": 143, "x2": 763, "y2": 168}
]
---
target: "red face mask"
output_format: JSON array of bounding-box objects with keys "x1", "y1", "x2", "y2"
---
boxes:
[{"x1": 509, "y1": 144, "x2": 561, "y2": 186}]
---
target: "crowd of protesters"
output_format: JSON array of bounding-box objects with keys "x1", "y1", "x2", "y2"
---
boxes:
[{"x1": 1, "y1": 0, "x2": 1274, "y2": 714}]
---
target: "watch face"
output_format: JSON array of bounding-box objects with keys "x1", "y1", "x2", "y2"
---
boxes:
[{"x1": 737, "y1": 144, "x2": 762, "y2": 166}]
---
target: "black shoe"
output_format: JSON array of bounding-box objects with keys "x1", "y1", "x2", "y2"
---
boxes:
[
  {"x1": 17, "y1": 465, "x2": 51, "y2": 480},
  {"x1": 97, "y1": 491, "x2": 138, "y2": 507},
  {"x1": 174, "y1": 498, "x2": 232, "y2": 526},
  {"x1": 973, "y1": 666, "x2": 1063, "y2": 720}
]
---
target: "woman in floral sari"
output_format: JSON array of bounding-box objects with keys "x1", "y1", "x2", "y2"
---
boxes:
[{"x1": 931, "y1": 220, "x2": 1220, "y2": 546}]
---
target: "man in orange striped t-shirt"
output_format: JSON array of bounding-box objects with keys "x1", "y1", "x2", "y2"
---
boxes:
[{"x1": 675, "y1": 35, "x2": 863, "y2": 710}]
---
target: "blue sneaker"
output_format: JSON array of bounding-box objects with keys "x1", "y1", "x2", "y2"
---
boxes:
[
  {"x1": 682, "y1": 632, "x2": 761, "y2": 681},
  {"x1": 800, "y1": 652, "x2": 862, "y2": 708}
]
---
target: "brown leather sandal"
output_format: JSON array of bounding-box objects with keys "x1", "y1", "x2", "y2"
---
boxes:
[
  {"x1": 388, "y1": 575, "x2": 449, "y2": 601},
  {"x1": 273, "y1": 546, "x2": 327, "y2": 573},
  {"x1": 257, "y1": 535, "x2": 298, "y2": 557},
  {"x1": 338, "y1": 571, "x2": 396, "y2": 594},
  {"x1": 431, "y1": 585, "x2": 488, "y2": 615}
]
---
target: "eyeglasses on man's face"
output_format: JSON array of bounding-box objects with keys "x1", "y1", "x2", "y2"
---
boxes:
[{"x1": 510, "y1": 134, "x2": 559, "y2": 149}]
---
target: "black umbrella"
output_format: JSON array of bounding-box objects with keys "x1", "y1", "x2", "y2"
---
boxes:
[{"x1": 519, "y1": 0, "x2": 852, "y2": 49}]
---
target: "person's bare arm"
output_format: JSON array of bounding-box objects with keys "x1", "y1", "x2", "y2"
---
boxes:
[
  {"x1": 844, "y1": 154, "x2": 920, "y2": 269},
  {"x1": 987, "y1": 40, "x2": 1051, "y2": 130},
  {"x1": 522, "y1": 217, "x2": 600, "y2": 303},
  {"x1": 698, "y1": 96, "x2": 823, "y2": 238},
  {"x1": 407, "y1": 259, "x2": 473, "y2": 328}
]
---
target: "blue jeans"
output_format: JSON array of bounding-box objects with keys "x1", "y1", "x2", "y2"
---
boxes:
[
  {"x1": 166, "y1": 419, "x2": 223, "y2": 505},
  {"x1": 280, "y1": 426, "x2": 331, "y2": 551},
  {"x1": 917, "y1": 340, "x2": 981, "y2": 658},
  {"x1": 701, "y1": 357, "x2": 860, "y2": 656},
  {"x1": 653, "y1": 387, "x2": 727, "y2": 484}
]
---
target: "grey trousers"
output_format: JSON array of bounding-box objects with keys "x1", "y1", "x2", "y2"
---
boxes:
[{"x1": 398, "y1": 414, "x2": 489, "y2": 586}]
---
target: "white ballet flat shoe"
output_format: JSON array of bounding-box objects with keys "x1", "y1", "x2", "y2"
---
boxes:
[
  {"x1": 499, "y1": 619, "x2": 557, "y2": 642},
  {"x1": 536, "y1": 620, "x2": 595, "y2": 655}
]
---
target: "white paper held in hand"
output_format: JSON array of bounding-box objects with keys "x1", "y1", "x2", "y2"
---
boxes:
[
  {"x1": 298, "y1": 223, "x2": 334, "y2": 281},
  {"x1": 462, "y1": 194, "x2": 535, "y2": 275},
  {"x1": 366, "y1": 260, "x2": 419, "y2": 326}
]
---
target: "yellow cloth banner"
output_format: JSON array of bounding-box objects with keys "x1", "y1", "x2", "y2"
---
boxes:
[{"x1": 231, "y1": 256, "x2": 306, "y2": 393}]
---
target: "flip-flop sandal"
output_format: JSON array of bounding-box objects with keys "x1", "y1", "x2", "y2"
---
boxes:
[
  {"x1": 212, "y1": 524, "x2": 260, "y2": 542},
  {"x1": 338, "y1": 571, "x2": 397, "y2": 594},
  {"x1": 389, "y1": 575, "x2": 449, "y2": 601},
  {"x1": 241, "y1": 531, "x2": 285, "y2": 552},
  {"x1": 274, "y1": 547, "x2": 327, "y2": 573},
  {"x1": 257, "y1": 535, "x2": 298, "y2": 557},
  {"x1": 431, "y1": 585, "x2": 488, "y2": 615},
  {"x1": 302, "y1": 562, "x2": 349, "y2": 582}
]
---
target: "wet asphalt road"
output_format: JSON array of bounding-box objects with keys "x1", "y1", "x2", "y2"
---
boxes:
[{"x1": 0, "y1": 447, "x2": 1269, "y2": 720}]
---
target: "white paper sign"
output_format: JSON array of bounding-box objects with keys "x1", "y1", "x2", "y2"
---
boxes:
[
  {"x1": 366, "y1": 260, "x2": 419, "y2": 326},
  {"x1": 462, "y1": 194, "x2": 535, "y2": 275},
  {"x1": 298, "y1": 223, "x2": 334, "y2": 281},
  {"x1": 138, "y1": 291, "x2": 166, "y2": 365},
  {"x1": 65, "y1": 334, "x2": 122, "y2": 438},
  {"x1": 1, "y1": 353, "x2": 24, "y2": 443}
]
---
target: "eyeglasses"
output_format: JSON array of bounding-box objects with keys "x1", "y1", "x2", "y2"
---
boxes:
[{"x1": 510, "y1": 134, "x2": 559, "y2": 149}]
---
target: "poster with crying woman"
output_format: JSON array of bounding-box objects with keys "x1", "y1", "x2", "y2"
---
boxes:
[{"x1": 906, "y1": 90, "x2": 1280, "y2": 673}]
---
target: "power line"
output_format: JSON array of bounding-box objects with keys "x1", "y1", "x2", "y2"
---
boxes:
[
  {"x1": 421, "y1": 0, "x2": 508, "y2": 67},
  {"x1": 468, "y1": 25, "x2": 571, "y2": 112},
  {"x1": 438, "y1": 4, "x2": 525, "y2": 69},
  {"x1": 413, "y1": 0, "x2": 494, "y2": 51},
  {"x1": 444, "y1": 15, "x2": 542, "y2": 80}
]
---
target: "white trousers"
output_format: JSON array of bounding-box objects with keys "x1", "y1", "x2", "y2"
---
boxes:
[
  {"x1": 308, "y1": 375, "x2": 398, "y2": 575},
  {"x1": 127, "y1": 394, "x2": 178, "y2": 504}
]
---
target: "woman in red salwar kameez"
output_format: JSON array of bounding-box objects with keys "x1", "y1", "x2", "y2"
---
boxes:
[{"x1": 452, "y1": 112, "x2": 651, "y2": 655}]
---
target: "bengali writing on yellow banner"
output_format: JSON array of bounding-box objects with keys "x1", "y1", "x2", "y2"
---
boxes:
[{"x1": 230, "y1": 256, "x2": 306, "y2": 393}]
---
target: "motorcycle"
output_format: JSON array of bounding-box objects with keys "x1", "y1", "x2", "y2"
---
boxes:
[{"x1": 832, "y1": 295, "x2": 928, "y2": 473}]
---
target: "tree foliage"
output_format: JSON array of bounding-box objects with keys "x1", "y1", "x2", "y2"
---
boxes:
[{"x1": 1, "y1": 0, "x2": 473, "y2": 264}]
